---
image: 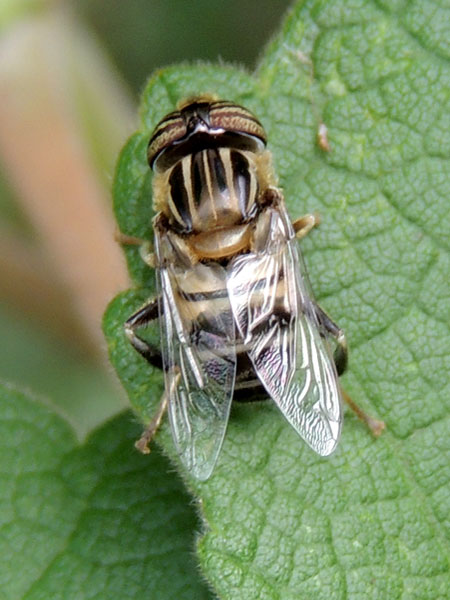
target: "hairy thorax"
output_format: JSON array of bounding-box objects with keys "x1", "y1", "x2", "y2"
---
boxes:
[{"x1": 153, "y1": 148, "x2": 277, "y2": 261}]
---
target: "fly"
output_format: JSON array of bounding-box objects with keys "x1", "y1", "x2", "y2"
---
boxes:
[{"x1": 122, "y1": 95, "x2": 384, "y2": 480}]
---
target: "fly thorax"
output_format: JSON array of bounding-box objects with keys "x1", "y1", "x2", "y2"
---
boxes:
[{"x1": 166, "y1": 148, "x2": 259, "y2": 233}]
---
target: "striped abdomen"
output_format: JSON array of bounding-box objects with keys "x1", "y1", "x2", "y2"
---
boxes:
[
  {"x1": 169, "y1": 258, "x2": 268, "y2": 400},
  {"x1": 165, "y1": 147, "x2": 259, "y2": 234}
]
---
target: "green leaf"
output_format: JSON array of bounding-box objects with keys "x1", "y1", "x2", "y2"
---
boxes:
[
  {"x1": 0, "y1": 382, "x2": 212, "y2": 599},
  {"x1": 0, "y1": 305, "x2": 126, "y2": 438},
  {"x1": 105, "y1": 1, "x2": 450, "y2": 598}
]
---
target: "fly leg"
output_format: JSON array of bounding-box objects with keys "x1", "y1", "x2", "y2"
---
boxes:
[
  {"x1": 119, "y1": 230, "x2": 167, "y2": 452},
  {"x1": 291, "y1": 211, "x2": 346, "y2": 373},
  {"x1": 119, "y1": 230, "x2": 160, "y2": 366},
  {"x1": 313, "y1": 303, "x2": 385, "y2": 437},
  {"x1": 134, "y1": 369, "x2": 180, "y2": 454},
  {"x1": 125, "y1": 299, "x2": 171, "y2": 453},
  {"x1": 341, "y1": 389, "x2": 385, "y2": 437},
  {"x1": 292, "y1": 213, "x2": 345, "y2": 369},
  {"x1": 135, "y1": 393, "x2": 168, "y2": 454},
  {"x1": 292, "y1": 213, "x2": 320, "y2": 240},
  {"x1": 293, "y1": 213, "x2": 384, "y2": 436},
  {"x1": 115, "y1": 229, "x2": 156, "y2": 267},
  {"x1": 124, "y1": 299, "x2": 162, "y2": 370},
  {"x1": 313, "y1": 304, "x2": 348, "y2": 376}
]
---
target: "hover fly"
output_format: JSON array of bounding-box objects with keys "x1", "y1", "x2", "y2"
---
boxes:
[{"x1": 124, "y1": 95, "x2": 350, "y2": 480}]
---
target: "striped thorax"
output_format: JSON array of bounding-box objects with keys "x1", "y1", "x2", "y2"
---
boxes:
[{"x1": 149, "y1": 97, "x2": 274, "y2": 260}]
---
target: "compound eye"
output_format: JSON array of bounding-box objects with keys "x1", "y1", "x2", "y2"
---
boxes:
[
  {"x1": 147, "y1": 111, "x2": 186, "y2": 169},
  {"x1": 209, "y1": 102, "x2": 267, "y2": 146},
  {"x1": 148, "y1": 99, "x2": 267, "y2": 173}
]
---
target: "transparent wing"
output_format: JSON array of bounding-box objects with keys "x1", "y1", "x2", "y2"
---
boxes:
[
  {"x1": 155, "y1": 228, "x2": 236, "y2": 480},
  {"x1": 228, "y1": 203, "x2": 342, "y2": 455}
]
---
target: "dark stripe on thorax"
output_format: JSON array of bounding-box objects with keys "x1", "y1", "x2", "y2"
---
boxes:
[
  {"x1": 209, "y1": 149, "x2": 227, "y2": 193},
  {"x1": 168, "y1": 161, "x2": 192, "y2": 230},
  {"x1": 190, "y1": 152, "x2": 204, "y2": 208},
  {"x1": 230, "y1": 150, "x2": 251, "y2": 216}
]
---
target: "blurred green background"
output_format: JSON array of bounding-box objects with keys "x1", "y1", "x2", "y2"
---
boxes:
[
  {"x1": 77, "y1": 0, "x2": 291, "y2": 95},
  {"x1": 0, "y1": 0, "x2": 291, "y2": 436}
]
